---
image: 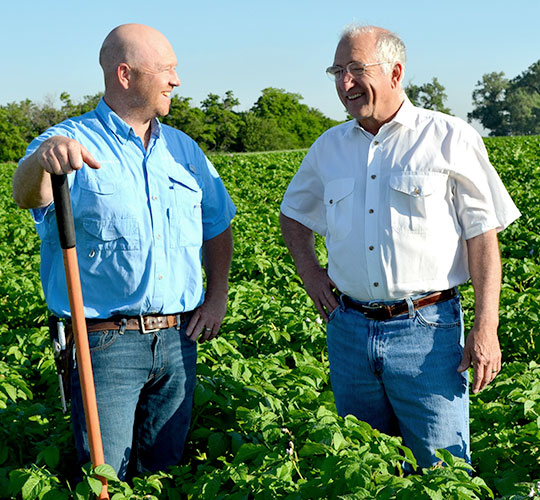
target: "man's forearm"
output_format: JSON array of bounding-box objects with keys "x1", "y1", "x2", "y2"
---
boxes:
[
  {"x1": 466, "y1": 229, "x2": 501, "y2": 328},
  {"x1": 279, "y1": 212, "x2": 321, "y2": 278},
  {"x1": 12, "y1": 153, "x2": 53, "y2": 209},
  {"x1": 202, "y1": 225, "x2": 234, "y2": 299}
]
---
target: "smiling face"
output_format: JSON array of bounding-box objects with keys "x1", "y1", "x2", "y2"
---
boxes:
[
  {"x1": 128, "y1": 40, "x2": 180, "y2": 119},
  {"x1": 100, "y1": 24, "x2": 181, "y2": 127},
  {"x1": 334, "y1": 31, "x2": 404, "y2": 134}
]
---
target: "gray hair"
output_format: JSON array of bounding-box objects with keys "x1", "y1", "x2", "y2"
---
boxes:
[{"x1": 340, "y1": 24, "x2": 407, "y2": 75}]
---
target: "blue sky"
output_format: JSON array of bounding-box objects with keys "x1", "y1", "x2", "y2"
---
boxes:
[{"x1": 2, "y1": 0, "x2": 539, "y2": 135}]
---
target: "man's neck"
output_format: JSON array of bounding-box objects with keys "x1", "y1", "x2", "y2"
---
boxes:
[{"x1": 103, "y1": 95, "x2": 154, "y2": 149}]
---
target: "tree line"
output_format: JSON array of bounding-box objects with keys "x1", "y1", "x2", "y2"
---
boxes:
[
  {"x1": 1, "y1": 58, "x2": 538, "y2": 162},
  {"x1": 0, "y1": 88, "x2": 339, "y2": 162}
]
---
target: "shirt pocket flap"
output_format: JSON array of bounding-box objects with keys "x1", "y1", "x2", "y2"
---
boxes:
[
  {"x1": 79, "y1": 181, "x2": 116, "y2": 194},
  {"x1": 389, "y1": 174, "x2": 442, "y2": 197},
  {"x1": 324, "y1": 178, "x2": 355, "y2": 205},
  {"x1": 168, "y1": 163, "x2": 201, "y2": 193},
  {"x1": 82, "y1": 218, "x2": 138, "y2": 241}
]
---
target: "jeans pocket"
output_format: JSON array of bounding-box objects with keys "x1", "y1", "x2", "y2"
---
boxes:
[
  {"x1": 327, "y1": 305, "x2": 341, "y2": 323},
  {"x1": 88, "y1": 330, "x2": 120, "y2": 352},
  {"x1": 415, "y1": 299, "x2": 461, "y2": 329}
]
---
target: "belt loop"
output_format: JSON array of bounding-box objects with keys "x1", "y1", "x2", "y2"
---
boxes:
[
  {"x1": 176, "y1": 314, "x2": 182, "y2": 330},
  {"x1": 119, "y1": 317, "x2": 127, "y2": 335},
  {"x1": 405, "y1": 297, "x2": 415, "y2": 318}
]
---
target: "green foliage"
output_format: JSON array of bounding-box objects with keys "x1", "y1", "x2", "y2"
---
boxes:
[
  {"x1": 0, "y1": 88, "x2": 338, "y2": 158},
  {"x1": 1, "y1": 136, "x2": 540, "y2": 498},
  {"x1": 0, "y1": 109, "x2": 27, "y2": 162},
  {"x1": 251, "y1": 87, "x2": 340, "y2": 149},
  {"x1": 468, "y1": 61, "x2": 540, "y2": 136},
  {"x1": 405, "y1": 77, "x2": 451, "y2": 114}
]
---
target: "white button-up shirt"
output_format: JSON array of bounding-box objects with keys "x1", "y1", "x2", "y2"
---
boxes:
[{"x1": 281, "y1": 98, "x2": 520, "y2": 301}]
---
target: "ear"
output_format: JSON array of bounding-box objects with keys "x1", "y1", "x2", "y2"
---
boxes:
[
  {"x1": 390, "y1": 62, "x2": 404, "y2": 89},
  {"x1": 117, "y1": 63, "x2": 132, "y2": 90}
]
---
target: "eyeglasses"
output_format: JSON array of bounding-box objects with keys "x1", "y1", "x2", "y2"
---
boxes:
[{"x1": 325, "y1": 61, "x2": 389, "y2": 82}]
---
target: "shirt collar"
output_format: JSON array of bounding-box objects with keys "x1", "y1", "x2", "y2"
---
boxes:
[
  {"x1": 95, "y1": 98, "x2": 162, "y2": 144},
  {"x1": 389, "y1": 96, "x2": 416, "y2": 131},
  {"x1": 350, "y1": 96, "x2": 417, "y2": 138}
]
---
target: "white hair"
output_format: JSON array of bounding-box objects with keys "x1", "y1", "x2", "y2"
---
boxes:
[{"x1": 340, "y1": 24, "x2": 407, "y2": 75}]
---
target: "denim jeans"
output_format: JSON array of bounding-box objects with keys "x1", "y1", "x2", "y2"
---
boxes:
[
  {"x1": 326, "y1": 293, "x2": 469, "y2": 468},
  {"x1": 69, "y1": 317, "x2": 197, "y2": 480}
]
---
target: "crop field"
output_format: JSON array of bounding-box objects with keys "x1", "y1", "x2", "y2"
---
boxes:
[{"x1": 1, "y1": 136, "x2": 540, "y2": 499}]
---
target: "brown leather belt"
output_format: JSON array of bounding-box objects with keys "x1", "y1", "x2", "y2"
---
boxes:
[
  {"x1": 342, "y1": 288, "x2": 457, "y2": 321},
  {"x1": 69, "y1": 313, "x2": 190, "y2": 334}
]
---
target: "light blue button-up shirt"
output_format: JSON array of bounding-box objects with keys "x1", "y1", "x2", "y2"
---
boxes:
[{"x1": 24, "y1": 99, "x2": 236, "y2": 318}]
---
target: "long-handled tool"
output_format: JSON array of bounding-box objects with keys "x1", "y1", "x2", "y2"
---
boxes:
[{"x1": 51, "y1": 173, "x2": 109, "y2": 500}]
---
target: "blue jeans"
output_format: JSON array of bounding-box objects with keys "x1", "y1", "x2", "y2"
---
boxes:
[
  {"x1": 70, "y1": 317, "x2": 197, "y2": 480},
  {"x1": 326, "y1": 293, "x2": 469, "y2": 468}
]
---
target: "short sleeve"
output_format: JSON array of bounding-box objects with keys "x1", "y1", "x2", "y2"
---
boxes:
[
  {"x1": 452, "y1": 131, "x2": 520, "y2": 240},
  {"x1": 200, "y1": 154, "x2": 236, "y2": 240},
  {"x1": 280, "y1": 147, "x2": 327, "y2": 236},
  {"x1": 20, "y1": 125, "x2": 77, "y2": 224}
]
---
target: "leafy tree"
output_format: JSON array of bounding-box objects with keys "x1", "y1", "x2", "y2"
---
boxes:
[
  {"x1": 0, "y1": 109, "x2": 27, "y2": 162},
  {"x1": 200, "y1": 91, "x2": 242, "y2": 152},
  {"x1": 405, "y1": 77, "x2": 451, "y2": 114},
  {"x1": 237, "y1": 113, "x2": 296, "y2": 152},
  {"x1": 250, "y1": 87, "x2": 339, "y2": 149},
  {"x1": 468, "y1": 60, "x2": 540, "y2": 136},
  {"x1": 59, "y1": 91, "x2": 103, "y2": 118},
  {"x1": 468, "y1": 72, "x2": 510, "y2": 136}
]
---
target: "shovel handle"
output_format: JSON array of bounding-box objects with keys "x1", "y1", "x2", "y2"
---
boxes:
[
  {"x1": 51, "y1": 174, "x2": 76, "y2": 249},
  {"x1": 50, "y1": 173, "x2": 109, "y2": 500}
]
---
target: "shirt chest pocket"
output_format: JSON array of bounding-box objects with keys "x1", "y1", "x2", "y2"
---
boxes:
[
  {"x1": 168, "y1": 175, "x2": 203, "y2": 248},
  {"x1": 81, "y1": 218, "x2": 141, "y2": 254},
  {"x1": 389, "y1": 173, "x2": 449, "y2": 233},
  {"x1": 324, "y1": 178, "x2": 355, "y2": 241}
]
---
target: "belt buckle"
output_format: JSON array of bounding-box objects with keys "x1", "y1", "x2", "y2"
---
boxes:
[
  {"x1": 363, "y1": 303, "x2": 383, "y2": 310},
  {"x1": 362, "y1": 302, "x2": 390, "y2": 321},
  {"x1": 139, "y1": 315, "x2": 160, "y2": 334}
]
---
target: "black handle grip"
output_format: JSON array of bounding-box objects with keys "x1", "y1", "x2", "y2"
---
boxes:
[{"x1": 51, "y1": 174, "x2": 76, "y2": 249}]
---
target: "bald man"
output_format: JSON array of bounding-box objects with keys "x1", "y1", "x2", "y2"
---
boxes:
[{"x1": 13, "y1": 24, "x2": 236, "y2": 480}]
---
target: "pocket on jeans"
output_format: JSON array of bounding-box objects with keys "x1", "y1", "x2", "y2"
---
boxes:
[
  {"x1": 415, "y1": 299, "x2": 461, "y2": 329},
  {"x1": 327, "y1": 306, "x2": 341, "y2": 323},
  {"x1": 88, "y1": 330, "x2": 120, "y2": 352}
]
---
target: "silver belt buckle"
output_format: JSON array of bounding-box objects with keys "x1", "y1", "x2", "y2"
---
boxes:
[
  {"x1": 139, "y1": 315, "x2": 160, "y2": 334},
  {"x1": 364, "y1": 303, "x2": 383, "y2": 310}
]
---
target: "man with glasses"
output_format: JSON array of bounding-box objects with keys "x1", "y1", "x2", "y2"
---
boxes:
[
  {"x1": 280, "y1": 24, "x2": 519, "y2": 469},
  {"x1": 13, "y1": 24, "x2": 236, "y2": 480}
]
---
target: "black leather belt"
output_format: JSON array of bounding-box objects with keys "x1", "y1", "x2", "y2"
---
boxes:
[
  {"x1": 342, "y1": 288, "x2": 457, "y2": 321},
  {"x1": 68, "y1": 313, "x2": 190, "y2": 334}
]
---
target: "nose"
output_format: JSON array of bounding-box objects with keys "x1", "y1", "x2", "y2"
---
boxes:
[
  {"x1": 170, "y1": 69, "x2": 181, "y2": 87},
  {"x1": 338, "y1": 72, "x2": 356, "y2": 92}
]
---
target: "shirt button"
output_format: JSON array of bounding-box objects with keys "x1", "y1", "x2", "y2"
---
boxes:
[
  {"x1": 371, "y1": 174, "x2": 376, "y2": 179},
  {"x1": 158, "y1": 275, "x2": 163, "y2": 280},
  {"x1": 89, "y1": 250, "x2": 95, "y2": 258},
  {"x1": 152, "y1": 195, "x2": 158, "y2": 200},
  {"x1": 374, "y1": 282, "x2": 379, "y2": 287},
  {"x1": 373, "y1": 140, "x2": 379, "y2": 146},
  {"x1": 369, "y1": 246, "x2": 374, "y2": 251},
  {"x1": 369, "y1": 209, "x2": 374, "y2": 214},
  {"x1": 329, "y1": 199, "x2": 333, "y2": 204},
  {"x1": 157, "y1": 234, "x2": 161, "y2": 240}
]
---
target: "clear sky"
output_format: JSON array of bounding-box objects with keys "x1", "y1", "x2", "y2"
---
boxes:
[{"x1": 2, "y1": 0, "x2": 539, "y2": 135}]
